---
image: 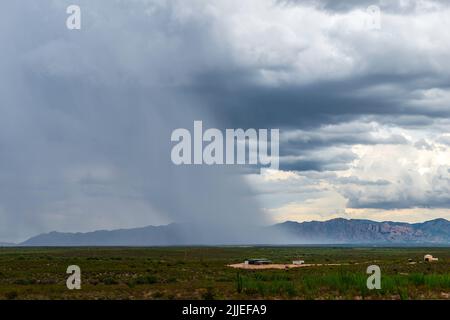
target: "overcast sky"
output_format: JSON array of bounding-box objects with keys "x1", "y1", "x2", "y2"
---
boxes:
[{"x1": 1, "y1": 0, "x2": 450, "y2": 242}]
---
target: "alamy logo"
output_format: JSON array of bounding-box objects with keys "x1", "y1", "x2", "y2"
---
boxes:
[
  {"x1": 365, "y1": 5, "x2": 381, "y2": 30},
  {"x1": 66, "y1": 265, "x2": 81, "y2": 290},
  {"x1": 66, "y1": 5, "x2": 81, "y2": 30},
  {"x1": 366, "y1": 265, "x2": 381, "y2": 290},
  {"x1": 171, "y1": 121, "x2": 279, "y2": 172}
]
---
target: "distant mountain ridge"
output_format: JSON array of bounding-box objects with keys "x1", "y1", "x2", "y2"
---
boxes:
[
  {"x1": 0, "y1": 242, "x2": 15, "y2": 247},
  {"x1": 20, "y1": 224, "x2": 188, "y2": 246},
  {"x1": 18, "y1": 218, "x2": 450, "y2": 246},
  {"x1": 273, "y1": 218, "x2": 450, "y2": 244}
]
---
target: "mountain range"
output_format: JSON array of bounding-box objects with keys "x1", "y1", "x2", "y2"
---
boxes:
[
  {"x1": 273, "y1": 218, "x2": 450, "y2": 244},
  {"x1": 14, "y1": 218, "x2": 450, "y2": 246},
  {"x1": 0, "y1": 242, "x2": 15, "y2": 247}
]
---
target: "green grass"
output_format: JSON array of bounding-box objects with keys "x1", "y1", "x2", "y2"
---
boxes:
[{"x1": 0, "y1": 247, "x2": 449, "y2": 300}]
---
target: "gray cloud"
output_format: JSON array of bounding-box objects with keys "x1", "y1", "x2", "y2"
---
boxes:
[
  {"x1": 1, "y1": 0, "x2": 450, "y2": 241},
  {"x1": 281, "y1": 0, "x2": 449, "y2": 13},
  {"x1": 0, "y1": 1, "x2": 268, "y2": 242},
  {"x1": 281, "y1": 148, "x2": 358, "y2": 172}
]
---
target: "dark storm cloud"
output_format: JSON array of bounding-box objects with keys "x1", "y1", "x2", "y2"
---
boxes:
[
  {"x1": 281, "y1": 160, "x2": 351, "y2": 172},
  {"x1": 280, "y1": 149, "x2": 358, "y2": 172},
  {"x1": 185, "y1": 70, "x2": 447, "y2": 176},
  {"x1": 281, "y1": 126, "x2": 407, "y2": 154},
  {"x1": 187, "y1": 72, "x2": 450, "y2": 130},
  {"x1": 0, "y1": 0, "x2": 267, "y2": 242}
]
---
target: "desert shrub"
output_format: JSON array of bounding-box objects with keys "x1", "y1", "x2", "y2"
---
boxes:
[
  {"x1": 166, "y1": 277, "x2": 178, "y2": 283},
  {"x1": 135, "y1": 275, "x2": 158, "y2": 285},
  {"x1": 240, "y1": 275, "x2": 297, "y2": 297},
  {"x1": 102, "y1": 277, "x2": 119, "y2": 285},
  {"x1": 5, "y1": 291, "x2": 18, "y2": 300},
  {"x1": 152, "y1": 291, "x2": 164, "y2": 299},
  {"x1": 409, "y1": 273, "x2": 425, "y2": 286},
  {"x1": 397, "y1": 287, "x2": 409, "y2": 300},
  {"x1": 424, "y1": 274, "x2": 450, "y2": 289},
  {"x1": 253, "y1": 273, "x2": 291, "y2": 282},
  {"x1": 13, "y1": 279, "x2": 36, "y2": 285},
  {"x1": 201, "y1": 287, "x2": 215, "y2": 300},
  {"x1": 236, "y1": 272, "x2": 243, "y2": 293}
]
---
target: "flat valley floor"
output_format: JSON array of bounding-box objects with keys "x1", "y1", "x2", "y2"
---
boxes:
[{"x1": 0, "y1": 247, "x2": 449, "y2": 300}]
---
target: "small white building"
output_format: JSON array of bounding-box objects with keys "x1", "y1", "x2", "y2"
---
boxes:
[
  {"x1": 292, "y1": 260, "x2": 305, "y2": 265},
  {"x1": 424, "y1": 254, "x2": 438, "y2": 262}
]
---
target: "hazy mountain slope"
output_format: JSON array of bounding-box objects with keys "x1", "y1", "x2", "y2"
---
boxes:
[
  {"x1": 20, "y1": 224, "x2": 188, "y2": 246},
  {"x1": 0, "y1": 242, "x2": 16, "y2": 247},
  {"x1": 20, "y1": 218, "x2": 450, "y2": 246}
]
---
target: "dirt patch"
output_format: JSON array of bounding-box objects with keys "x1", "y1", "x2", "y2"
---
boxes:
[
  {"x1": 227, "y1": 263, "x2": 313, "y2": 270},
  {"x1": 227, "y1": 263, "x2": 347, "y2": 270}
]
